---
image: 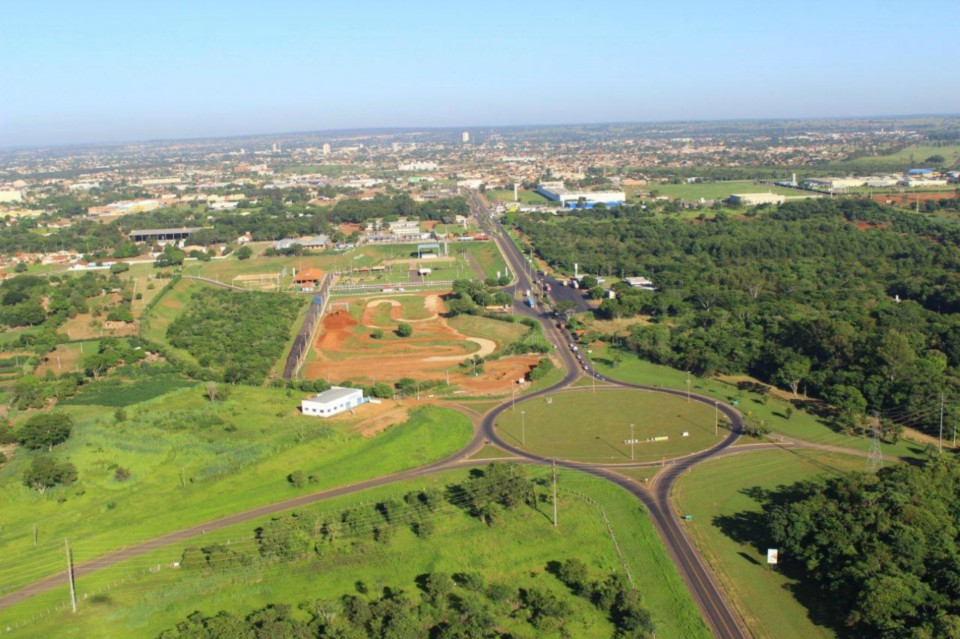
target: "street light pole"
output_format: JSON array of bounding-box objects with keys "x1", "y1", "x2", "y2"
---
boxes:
[
  {"x1": 630, "y1": 423, "x2": 635, "y2": 461},
  {"x1": 521, "y1": 410, "x2": 526, "y2": 446},
  {"x1": 715, "y1": 401, "x2": 719, "y2": 436},
  {"x1": 686, "y1": 371, "x2": 691, "y2": 402}
]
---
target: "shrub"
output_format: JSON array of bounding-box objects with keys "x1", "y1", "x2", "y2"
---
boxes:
[{"x1": 288, "y1": 470, "x2": 306, "y2": 488}]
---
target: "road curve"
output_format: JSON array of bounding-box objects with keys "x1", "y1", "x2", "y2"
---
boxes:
[{"x1": 471, "y1": 192, "x2": 749, "y2": 639}]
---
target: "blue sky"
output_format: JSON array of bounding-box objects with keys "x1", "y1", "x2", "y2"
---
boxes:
[{"x1": 1, "y1": 0, "x2": 957, "y2": 147}]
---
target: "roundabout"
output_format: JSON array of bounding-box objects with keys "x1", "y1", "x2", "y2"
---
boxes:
[{"x1": 494, "y1": 388, "x2": 727, "y2": 463}]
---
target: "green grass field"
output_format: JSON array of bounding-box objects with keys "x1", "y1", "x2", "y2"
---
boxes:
[
  {"x1": 447, "y1": 314, "x2": 529, "y2": 348},
  {"x1": 139, "y1": 278, "x2": 202, "y2": 367},
  {"x1": 845, "y1": 144, "x2": 960, "y2": 169},
  {"x1": 1, "y1": 467, "x2": 710, "y2": 639},
  {"x1": 0, "y1": 387, "x2": 473, "y2": 599},
  {"x1": 495, "y1": 388, "x2": 724, "y2": 463},
  {"x1": 633, "y1": 181, "x2": 809, "y2": 201},
  {"x1": 587, "y1": 345, "x2": 924, "y2": 461},
  {"x1": 486, "y1": 188, "x2": 551, "y2": 205},
  {"x1": 673, "y1": 448, "x2": 866, "y2": 639}
]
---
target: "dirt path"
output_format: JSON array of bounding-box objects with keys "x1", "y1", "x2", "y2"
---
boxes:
[{"x1": 424, "y1": 337, "x2": 496, "y2": 362}]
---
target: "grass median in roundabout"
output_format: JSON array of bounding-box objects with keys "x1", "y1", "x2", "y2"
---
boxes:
[{"x1": 494, "y1": 388, "x2": 726, "y2": 464}]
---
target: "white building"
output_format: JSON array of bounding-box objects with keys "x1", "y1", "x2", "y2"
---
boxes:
[
  {"x1": 301, "y1": 387, "x2": 365, "y2": 418},
  {"x1": 727, "y1": 193, "x2": 786, "y2": 206},
  {"x1": 623, "y1": 276, "x2": 657, "y2": 291},
  {"x1": 535, "y1": 181, "x2": 626, "y2": 208},
  {"x1": 462, "y1": 131, "x2": 470, "y2": 143},
  {"x1": 399, "y1": 161, "x2": 438, "y2": 171}
]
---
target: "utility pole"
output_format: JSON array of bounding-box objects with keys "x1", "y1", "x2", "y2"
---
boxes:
[
  {"x1": 715, "y1": 401, "x2": 719, "y2": 436},
  {"x1": 552, "y1": 459, "x2": 558, "y2": 527},
  {"x1": 65, "y1": 539, "x2": 77, "y2": 613},
  {"x1": 521, "y1": 410, "x2": 526, "y2": 446},
  {"x1": 939, "y1": 393, "x2": 945, "y2": 454},
  {"x1": 630, "y1": 423, "x2": 635, "y2": 461},
  {"x1": 686, "y1": 371, "x2": 691, "y2": 402}
]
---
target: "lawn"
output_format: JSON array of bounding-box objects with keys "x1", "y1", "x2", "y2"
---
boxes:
[
  {"x1": 0, "y1": 387, "x2": 473, "y2": 600},
  {"x1": 2, "y1": 467, "x2": 710, "y2": 639},
  {"x1": 672, "y1": 448, "x2": 867, "y2": 639},
  {"x1": 642, "y1": 181, "x2": 808, "y2": 201},
  {"x1": 588, "y1": 344, "x2": 924, "y2": 461},
  {"x1": 495, "y1": 387, "x2": 724, "y2": 463},
  {"x1": 447, "y1": 314, "x2": 529, "y2": 348},
  {"x1": 455, "y1": 241, "x2": 509, "y2": 281},
  {"x1": 486, "y1": 188, "x2": 551, "y2": 205}
]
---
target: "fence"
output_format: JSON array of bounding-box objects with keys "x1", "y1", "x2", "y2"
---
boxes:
[{"x1": 282, "y1": 273, "x2": 333, "y2": 380}]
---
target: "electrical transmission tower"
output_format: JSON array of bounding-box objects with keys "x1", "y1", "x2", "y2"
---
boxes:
[{"x1": 867, "y1": 415, "x2": 884, "y2": 473}]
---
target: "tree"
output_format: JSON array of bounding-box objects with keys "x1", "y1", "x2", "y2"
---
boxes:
[
  {"x1": 288, "y1": 470, "x2": 306, "y2": 488},
  {"x1": 205, "y1": 381, "x2": 219, "y2": 402},
  {"x1": 18, "y1": 413, "x2": 73, "y2": 450},
  {"x1": 396, "y1": 322, "x2": 413, "y2": 338},
  {"x1": 825, "y1": 384, "x2": 868, "y2": 434},
  {"x1": 23, "y1": 455, "x2": 77, "y2": 494},
  {"x1": 236, "y1": 245, "x2": 253, "y2": 260},
  {"x1": 109, "y1": 262, "x2": 130, "y2": 275},
  {"x1": 773, "y1": 353, "x2": 811, "y2": 398}
]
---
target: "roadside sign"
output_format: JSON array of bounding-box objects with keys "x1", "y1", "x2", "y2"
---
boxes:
[{"x1": 767, "y1": 549, "x2": 779, "y2": 565}]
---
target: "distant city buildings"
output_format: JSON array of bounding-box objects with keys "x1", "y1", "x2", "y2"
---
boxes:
[{"x1": 462, "y1": 131, "x2": 470, "y2": 143}]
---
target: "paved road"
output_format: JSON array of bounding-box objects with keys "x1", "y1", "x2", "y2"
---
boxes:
[{"x1": 2, "y1": 195, "x2": 750, "y2": 639}]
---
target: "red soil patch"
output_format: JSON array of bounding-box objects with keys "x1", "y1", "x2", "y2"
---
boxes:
[{"x1": 305, "y1": 296, "x2": 543, "y2": 395}]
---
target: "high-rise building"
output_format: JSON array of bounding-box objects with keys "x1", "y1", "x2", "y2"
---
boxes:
[
  {"x1": 272, "y1": 142, "x2": 280, "y2": 153},
  {"x1": 322, "y1": 143, "x2": 331, "y2": 155},
  {"x1": 461, "y1": 131, "x2": 470, "y2": 143},
  {"x1": 391, "y1": 142, "x2": 401, "y2": 152}
]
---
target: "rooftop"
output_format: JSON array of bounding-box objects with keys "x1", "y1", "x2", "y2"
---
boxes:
[{"x1": 307, "y1": 386, "x2": 363, "y2": 403}]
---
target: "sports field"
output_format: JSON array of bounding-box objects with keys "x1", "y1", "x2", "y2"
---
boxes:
[
  {"x1": 486, "y1": 188, "x2": 551, "y2": 204},
  {"x1": 495, "y1": 388, "x2": 724, "y2": 462},
  {"x1": 673, "y1": 448, "x2": 866, "y2": 639}
]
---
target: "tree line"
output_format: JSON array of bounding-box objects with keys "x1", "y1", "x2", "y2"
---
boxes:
[
  {"x1": 749, "y1": 454, "x2": 960, "y2": 638},
  {"x1": 516, "y1": 198, "x2": 960, "y2": 437}
]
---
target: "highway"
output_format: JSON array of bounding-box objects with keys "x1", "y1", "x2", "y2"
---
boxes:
[
  {"x1": 1, "y1": 194, "x2": 749, "y2": 639},
  {"x1": 469, "y1": 192, "x2": 748, "y2": 638}
]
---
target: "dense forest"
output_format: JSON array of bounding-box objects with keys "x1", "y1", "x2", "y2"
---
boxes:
[
  {"x1": 751, "y1": 456, "x2": 960, "y2": 638},
  {"x1": 516, "y1": 199, "x2": 960, "y2": 437},
  {"x1": 0, "y1": 194, "x2": 468, "y2": 257},
  {"x1": 166, "y1": 288, "x2": 302, "y2": 384}
]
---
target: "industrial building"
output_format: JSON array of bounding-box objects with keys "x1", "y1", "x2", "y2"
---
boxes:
[
  {"x1": 726, "y1": 193, "x2": 786, "y2": 206},
  {"x1": 535, "y1": 181, "x2": 626, "y2": 209},
  {"x1": 129, "y1": 227, "x2": 202, "y2": 243},
  {"x1": 301, "y1": 387, "x2": 365, "y2": 418},
  {"x1": 274, "y1": 235, "x2": 329, "y2": 251}
]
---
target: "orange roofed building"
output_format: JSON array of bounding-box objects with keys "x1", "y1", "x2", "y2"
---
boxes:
[{"x1": 292, "y1": 268, "x2": 325, "y2": 286}]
